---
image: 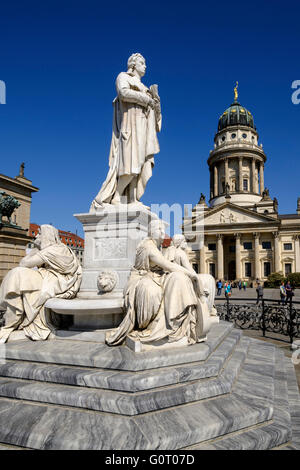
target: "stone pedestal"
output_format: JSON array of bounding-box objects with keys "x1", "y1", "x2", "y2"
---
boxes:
[
  {"x1": 48, "y1": 204, "x2": 158, "y2": 330},
  {"x1": 0, "y1": 321, "x2": 299, "y2": 449},
  {"x1": 75, "y1": 204, "x2": 157, "y2": 297}
]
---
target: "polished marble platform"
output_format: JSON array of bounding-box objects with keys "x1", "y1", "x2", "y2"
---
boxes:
[{"x1": 0, "y1": 321, "x2": 298, "y2": 450}]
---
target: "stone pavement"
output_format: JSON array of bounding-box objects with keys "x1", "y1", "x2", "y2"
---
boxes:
[
  {"x1": 215, "y1": 287, "x2": 300, "y2": 303},
  {"x1": 241, "y1": 329, "x2": 300, "y2": 393},
  {"x1": 214, "y1": 288, "x2": 300, "y2": 392}
]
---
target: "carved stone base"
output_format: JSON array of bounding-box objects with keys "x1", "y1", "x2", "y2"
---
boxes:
[{"x1": 74, "y1": 204, "x2": 158, "y2": 297}]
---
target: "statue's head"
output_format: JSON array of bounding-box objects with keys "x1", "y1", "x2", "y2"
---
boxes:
[
  {"x1": 148, "y1": 219, "x2": 165, "y2": 245},
  {"x1": 172, "y1": 234, "x2": 187, "y2": 250},
  {"x1": 127, "y1": 53, "x2": 146, "y2": 77},
  {"x1": 36, "y1": 224, "x2": 61, "y2": 250}
]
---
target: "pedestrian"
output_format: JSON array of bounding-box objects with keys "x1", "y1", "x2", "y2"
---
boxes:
[
  {"x1": 224, "y1": 281, "x2": 228, "y2": 296},
  {"x1": 285, "y1": 281, "x2": 294, "y2": 304},
  {"x1": 256, "y1": 282, "x2": 263, "y2": 305},
  {"x1": 279, "y1": 282, "x2": 286, "y2": 305},
  {"x1": 217, "y1": 279, "x2": 222, "y2": 296},
  {"x1": 225, "y1": 282, "x2": 232, "y2": 299},
  {"x1": 243, "y1": 281, "x2": 247, "y2": 291},
  {"x1": 238, "y1": 280, "x2": 242, "y2": 290}
]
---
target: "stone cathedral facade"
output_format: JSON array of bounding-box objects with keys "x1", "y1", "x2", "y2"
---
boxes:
[{"x1": 183, "y1": 90, "x2": 300, "y2": 283}]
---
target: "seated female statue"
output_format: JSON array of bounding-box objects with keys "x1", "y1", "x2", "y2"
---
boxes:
[
  {"x1": 0, "y1": 224, "x2": 82, "y2": 343},
  {"x1": 164, "y1": 234, "x2": 218, "y2": 317},
  {"x1": 106, "y1": 219, "x2": 209, "y2": 347}
]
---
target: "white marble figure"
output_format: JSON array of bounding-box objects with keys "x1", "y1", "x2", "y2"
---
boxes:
[
  {"x1": 106, "y1": 220, "x2": 210, "y2": 347},
  {"x1": 0, "y1": 225, "x2": 82, "y2": 343},
  {"x1": 229, "y1": 212, "x2": 237, "y2": 223},
  {"x1": 164, "y1": 234, "x2": 218, "y2": 318},
  {"x1": 220, "y1": 211, "x2": 226, "y2": 223},
  {"x1": 90, "y1": 53, "x2": 161, "y2": 210}
]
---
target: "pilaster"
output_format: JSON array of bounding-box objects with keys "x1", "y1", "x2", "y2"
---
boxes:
[{"x1": 217, "y1": 234, "x2": 224, "y2": 280}]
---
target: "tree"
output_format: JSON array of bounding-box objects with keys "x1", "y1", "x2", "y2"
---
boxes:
[{"x1": 265, "y1": 272, "x2": 286, "y2": 288}]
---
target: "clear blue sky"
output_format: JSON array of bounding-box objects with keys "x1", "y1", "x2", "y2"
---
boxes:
[{"x1": 0, "y1": 0, "x2": 299, "y2": 236}]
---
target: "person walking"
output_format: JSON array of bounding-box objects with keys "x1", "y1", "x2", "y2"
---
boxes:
[
  {"x1": 285, "y1": 281, "x2": 294, "y2": 305},
  {"x1": 243, "y1": 281, "x2": 247, "y2": 291},
  {"x1": 256, "y1": 282, "x2": 264, "y2": 305},
  {"x1": 238, "y1": 280, "x2": 242, "y2": 291},
  {"x1": 279, "y1": 282, "x2": 286, "y2": 305},
  {"x1": 217, "y1": 280, "x2": 222, "y2": 296},
  {"x1": 225, "y1": 282, "x2": 232, "y2": 299}
]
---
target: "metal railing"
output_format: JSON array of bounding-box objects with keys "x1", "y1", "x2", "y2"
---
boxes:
[{"x1": 216, "y1": 297, "x2": 300, "y2": 343}]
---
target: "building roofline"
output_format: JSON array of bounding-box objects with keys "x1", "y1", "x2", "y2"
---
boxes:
[{"x1": 0, "y1": 174, "x2": 39, "y2": 192}]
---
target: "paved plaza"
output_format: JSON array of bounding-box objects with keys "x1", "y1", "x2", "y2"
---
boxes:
[
  {"x1": 215, "y1": 287, "x2": 300, "y2": 392},
  {"x1": 215, "y1": 287, "x2": 300, "y2": 303}
]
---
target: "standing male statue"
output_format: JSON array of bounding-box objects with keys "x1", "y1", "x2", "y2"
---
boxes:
[{"x1": 90, "y1": 53, "x2": 161, "y2": 210}]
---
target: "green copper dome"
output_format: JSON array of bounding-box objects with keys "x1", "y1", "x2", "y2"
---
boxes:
[{"x1": 218, "y1": 101, "x2": 255, "y2": 131}]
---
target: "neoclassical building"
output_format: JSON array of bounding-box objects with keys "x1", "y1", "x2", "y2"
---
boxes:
[
  {"x1": 0, "y1": 164, "x2": 39, "y2": 282},
  {"x1": 183, "y1": 87, "x2": 300, "y2": 282}
]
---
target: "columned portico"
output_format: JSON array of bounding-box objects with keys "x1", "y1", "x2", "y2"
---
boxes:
[
  {"x1": 260, "y1": 162, "x2": 264, "y2": 194},
  {"x1": 200, "y1": 243, "x2": 206, "y2": 274},
  {"x1": 294, "y1": 235, "x2": 300, "y2": 272},
  {"x1": 273, "y1": 232, "x2": 281, "y2": 272},
  {"x1": 224, "y1": 158, "x2": 229, "y2": 187},
  {"x1": 217, "y1": 234, "x2": 224, "y2": 279},
  {"x1": 238, "y1": 157, "x2": 243, "y2": 192},
  {"x1": 251, "y1": 160, "x2": 256, "y2": 193},
  {"x1": 214, "y1": 165, "x2": 218, "y2": 197},
  {"x1": 254, "y1": 232, "x2": 261, "y2": 279},
  {"x1": 235, "y1": 233, "x2": 241, "y2": 280}
]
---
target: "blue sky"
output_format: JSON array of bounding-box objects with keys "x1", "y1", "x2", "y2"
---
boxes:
[{"x1": 0, "y1": 0, "x2": 299, "y2": 236}]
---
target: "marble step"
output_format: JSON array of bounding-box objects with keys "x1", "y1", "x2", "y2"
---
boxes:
[
  {"x1": 0, "y1": 442, "x2": 26, "y2": 450},
  {"x1": 285, "y1": 352, "x2": 300, "y2": 449},
  {"x1": 0, "y1": 329, "x2": 242, "y2": 392},
  {"x1": 0, "y1": 337, "x2": 250, "y2": 415},
  {"x1": 184, "y1": 348, "x2": 292, "y2": 450},
  {"x1": 0, "y1": 338, "x2": 276, "y2": 449},
  {"x1": 1, "y1": 321, "x2": 233, "y2": 372}
]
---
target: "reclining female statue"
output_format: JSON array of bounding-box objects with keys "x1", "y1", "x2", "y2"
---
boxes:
[
  {"x1": 106, "y1": 219, "x2": 210, "y2": 347},
  {"x1": 0, "y1": 224, "x2": 82, "y2": 343},
  {"x1": 164, "y1": 234, "x2": 218, "y2": 317}
]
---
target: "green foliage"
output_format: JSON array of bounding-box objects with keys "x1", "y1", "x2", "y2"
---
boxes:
[
  {"x1": 264, "y1": 272, "x2": 286, "y2": 288},
  {"x1": 286, "y1": 272, "x2": 300, "y2": 288}
]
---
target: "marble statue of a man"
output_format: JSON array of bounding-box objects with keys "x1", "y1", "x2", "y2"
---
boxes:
[
  {"x1": 90, "y1": 53, "x2": 161, "y2": 210},
  {"x1": 0, "y1": 225, "x2": 82, "y2": 343},
  {"x1": 106, "y1": 220, "x2": 210, "y2": 348}
]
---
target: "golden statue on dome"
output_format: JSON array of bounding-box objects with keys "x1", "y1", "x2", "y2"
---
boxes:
[{"x1": 234, "y1": 81, "x2": 239, "y2": 101}]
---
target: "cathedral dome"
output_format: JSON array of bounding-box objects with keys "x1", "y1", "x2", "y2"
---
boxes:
[{"x1": 218, "y1": 101, "x2": 255, "y2": 131}]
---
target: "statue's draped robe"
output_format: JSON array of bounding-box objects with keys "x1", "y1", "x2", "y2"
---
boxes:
[
  {"x1": 164, "y1": 246, "x2": 216, "y2": 314},
  {"x1": 0, "y1": 244, "x2": 82, "y2": 343},
  {"x1": 106, "y1": 238, "x2": 201, "y2": 346},
  {"x1": 92, "y1": 72, "x2": 161, "y2": 207}
]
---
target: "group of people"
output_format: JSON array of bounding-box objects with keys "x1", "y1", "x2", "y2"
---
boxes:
[
  {"x1": 216, "y1": 280, "x2": 248, "y2": 296},
  {"x1": 216, "y1": 280, "x2": 232, "y2": 298},
  {"x1": 279, "y1": 281, "x2": 294, "y2": 305},
  {"x1": 216, "y1": 278, "x2": 296, "y2": 306}
]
